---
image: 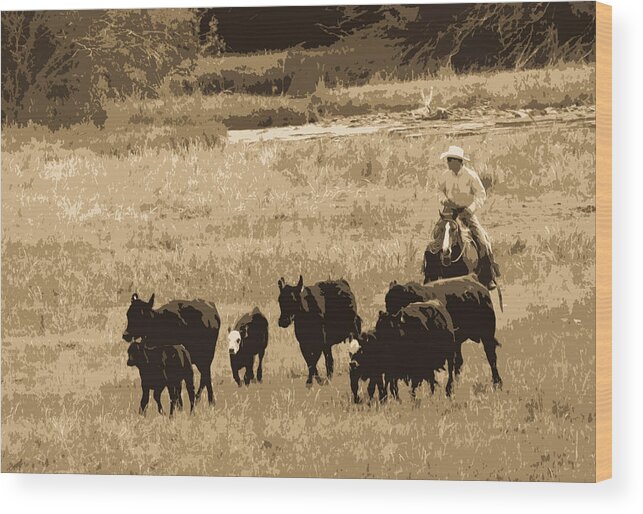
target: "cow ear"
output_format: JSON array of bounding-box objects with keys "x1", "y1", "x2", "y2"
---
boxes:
[
  {"x1": 131, "y1": 293, "x2": 138, "y2": 302},
  {"x1": 378, "y1": 310, "x2": 385, "y2": 318},
  {"x1": 148, "y1": 294, "x2": 155, "y2": 308},
  {"x1": 389, "y1": 280, "x2": 397, "y2": 288},
  {"x1": 277, "y1": 277, "x2": 284, "y2": 290},
  {"x1": 297, "y1": 275, "x2": 304, "y2": 292}
]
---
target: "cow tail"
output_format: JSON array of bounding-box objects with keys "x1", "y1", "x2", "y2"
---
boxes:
[{"x1": 496, "y1": 285, "x2": 504, "y2": 313}]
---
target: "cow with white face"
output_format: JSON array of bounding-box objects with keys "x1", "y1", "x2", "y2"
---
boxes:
[
  {"x1": 228, "y1": 308, "x2": 269, "y2": 386},
  {"x1": 228, "y1": 330, "x2": 242, "y2": 355}
]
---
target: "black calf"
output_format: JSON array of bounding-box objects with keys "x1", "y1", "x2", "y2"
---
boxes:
[{"x1": 127, "y1": 343, "x2": 195, "y2": 416}]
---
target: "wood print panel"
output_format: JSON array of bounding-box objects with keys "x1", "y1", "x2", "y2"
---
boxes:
[{"x1": 1, "y1": 2, "x2": 610, "y2": 481}]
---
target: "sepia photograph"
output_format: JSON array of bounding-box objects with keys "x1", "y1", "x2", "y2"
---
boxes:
[{"x1": 1, "y1": 1, "x2": 610, "y2": 482}]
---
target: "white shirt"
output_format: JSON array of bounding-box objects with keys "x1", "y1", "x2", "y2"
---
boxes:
[{"x1": 437, "y1": 165, "x2": 486, "y2": 213}]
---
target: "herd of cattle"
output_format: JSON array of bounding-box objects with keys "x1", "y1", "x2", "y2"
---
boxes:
[{"x1": 122, "y1": 274, "x2": 502, "y2": 415}]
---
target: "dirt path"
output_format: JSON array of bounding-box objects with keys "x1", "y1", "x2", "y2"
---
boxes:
[{"x1": 228, "y1": 106, "x2": 595, "y2": 144}]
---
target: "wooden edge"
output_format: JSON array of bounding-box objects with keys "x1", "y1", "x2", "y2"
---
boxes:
[{"x1": 595, "y1": 1, "x2": 612, "y2": 483}]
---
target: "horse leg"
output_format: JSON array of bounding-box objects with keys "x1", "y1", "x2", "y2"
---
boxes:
[{"x1": 423, "y1": 250, "x2": 441, "y2": 284}]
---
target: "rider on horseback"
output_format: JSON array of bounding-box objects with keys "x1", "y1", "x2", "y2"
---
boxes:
[{"x1": 436, "y1": 145, "x2": 499, "y2": 290}]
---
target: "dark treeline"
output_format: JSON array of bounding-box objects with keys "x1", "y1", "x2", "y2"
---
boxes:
[
  {"x1": 1, "y1": 3, "x2": 595, "y2": 129},
  {"x1": 206, "y1": 3, "x2": 596, "y2": 69}
]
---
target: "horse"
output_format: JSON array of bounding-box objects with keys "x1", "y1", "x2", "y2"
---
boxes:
[
  {"x1": 422, "y1": 210, "x2": 503, "y2": 311},
  {"x1": 423, "y1": 211, "x2": 478, "y2": 280}
]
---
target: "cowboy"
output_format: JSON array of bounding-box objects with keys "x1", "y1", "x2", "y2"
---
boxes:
[{"x1": 436, "y1": 145, "x2": 499, "y2": 290}]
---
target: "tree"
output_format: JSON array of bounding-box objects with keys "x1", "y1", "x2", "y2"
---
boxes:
[
  {"x1": 1, "y1": 10, "x2": 102, "y2": 128},
  {"x1": 1, "y1": 9, "x2": 211, "y2": 128}
]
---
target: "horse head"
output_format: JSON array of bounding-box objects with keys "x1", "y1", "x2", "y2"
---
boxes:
[{"x1": 435, "y1": 214, "x2": 460, "y2": 266}]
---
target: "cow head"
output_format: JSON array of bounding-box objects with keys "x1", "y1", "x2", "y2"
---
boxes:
[
  {"x1": 126, "y1": 342, "x2": 147, "y2": 367},
  {"x1": 277, "y1": 275, "x2": 304, "y2": 328},
  {"x1": 228, "y1": 327, "x2": 242, "y2": 355},
  {"x1": 375, "y1": 310, "x2": 403, "y2": 342},
  {"x1": 348, "y1": 330, "x2": 375, "y2": 359},
  {"x1": 385, "y1": 283, "x2": 423, "y2": 315},
  {"x1": 122, "y1": 293, "x2": 155, "y2": 342}
]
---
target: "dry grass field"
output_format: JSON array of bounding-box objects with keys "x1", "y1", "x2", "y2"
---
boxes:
[{"x1": 1, "y1": 74, "x2": 596, "y2": 479}]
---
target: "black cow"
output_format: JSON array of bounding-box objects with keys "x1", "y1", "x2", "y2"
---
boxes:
[
  {"x1": 375, "y1": 301, "x2": 456, "y2": 399},
  {"x1": 127, "y1": 343, "x2": 195, "y2": 416},
  {"x1": 122, "y1": 294, "x2": 220, "y2": 404},
  {"x1": 349, "y1": 331, "x2": 387, "y2": 404},
  {"x1": 227, "y1": 308, "x2": 269, "y2": 386},
  {"x1": 349, "y1": 300, "x2": 456, "y2": 403},
  {"x1": 385, "y1": 274, "x2": 502, "y2": 387},
  {"x1": 277, "y1": 275, "x2": 362, "y2": 386}
]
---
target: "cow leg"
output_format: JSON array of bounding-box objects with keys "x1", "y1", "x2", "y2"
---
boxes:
[
  {"x1": 367, "y1": 379, "x2": 377, "y2": 402},
  {"x1": 454, "y1": 344, "x2": 464, "y2": 377},
  {"x1": 257, "y1": 350, "x2": 264, "y2": 383},
  {"x1": 169, "y1": 385, "x2": 178, "y2": 417},
  {"x1": 196, "y1": 374, "x2": 206, "y2": 400},
  {"x1": 410, "y1": 377, "x2": 421, "y2": 400},
  {"x1": 304, "y1": 348, "x2": 322, "y2": 386},
  {"x1": 205, "y1": 371, "x2": 215, "y2": 404},
  {"x1": 153, "y1": 388, "x2": 164, "y2": 415},
  {"x1": 185, "y1": 373, "x2": 196, "y2": 414},
  {"x1": 482, "y1": 336, "x2": 503, "y2": 388},
  {"x1": 387, "y1": 376, "x2": 400, "y2": 401},
  {"x1": 176, "y1": 381, "x2": 183, "y2": 410},
  {"x1": 139, "y1": 386, "x2": 150, "y2": 415},
  {"x1": 306, "y1": 363, "x2": 316, "y2": 386},
  {"x1": 446, "y1": 354, "x2": 455, "y2": 398},
  {"x1": 428, "y1": 373, "x2": 437, "y2": 395},
  {"x1": 376, "y1": 375, "x2": 387, "y2": 403},
  {"x1": 323, "y1": 346, "x2": 334, "y2": 380},
  {"x1": 244, "y1": 357, "x2": 255, "y2": 386},
  {"x1": 196, "y1": 365, "x2": 215, "y2": 405},
  {"x1": 232, "y1": 370, "x2": 242, "y2": 386}
]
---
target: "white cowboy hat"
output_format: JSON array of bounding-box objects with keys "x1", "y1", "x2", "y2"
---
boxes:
[{"x1": 440, "y1": 145, "x2": 470, "y2": 161}]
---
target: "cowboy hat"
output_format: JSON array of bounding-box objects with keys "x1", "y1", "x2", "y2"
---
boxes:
[{"x1": 440, "y1": 145, "x2": 470, "y2": 161}]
